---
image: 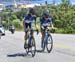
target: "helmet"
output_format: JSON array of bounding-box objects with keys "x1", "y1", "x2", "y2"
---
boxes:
[
  {"x1": 43, "y1": 12, "x2": 49, "y2": 18},
  {"x1": 29, "y1": 8, "x2": 35, "y2": 15}
]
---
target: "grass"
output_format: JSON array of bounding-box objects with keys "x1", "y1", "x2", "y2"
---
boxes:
[{"x1": 55, "y1": 28, "x2": 75, "y2": 34}]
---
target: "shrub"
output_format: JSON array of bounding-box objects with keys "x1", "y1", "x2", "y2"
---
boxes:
[{"x1": 13, "y1": 19, "x2": 23, "y2": 30}]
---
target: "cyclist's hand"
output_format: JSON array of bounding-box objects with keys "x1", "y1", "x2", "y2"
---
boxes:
[
  {"x1": 47, "y1": 27, "x2": 52, "y2": 30},
  {"x1": 41, "y1": 26, "x2": 44, "y2": 29}
]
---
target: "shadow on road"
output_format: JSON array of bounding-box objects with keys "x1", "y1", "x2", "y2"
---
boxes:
[
  {"x1": 36, "y1": 49, "x2": 47, "y2": 53},
  {"x1": 7, "y1": 53, "x2": 31, "y2": 57},
  {"x1": 7, "y1": 49, "x2": 49, "y2": 58}
]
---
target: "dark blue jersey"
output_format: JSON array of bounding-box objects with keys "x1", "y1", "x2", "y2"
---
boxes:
[
  {"x1": 24, "y1": 14, "x2": 36, "y2": 23},
  {"x1": 40, "y1": 17, "x2": 52, "y2": 27}
]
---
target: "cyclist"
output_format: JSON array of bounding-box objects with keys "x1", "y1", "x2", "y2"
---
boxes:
[
  {"x1": 40, "y1": 12, "x2": 54, "y2": 49},
  {"x1": 23, "y1": 8, "x2": 37, "y2": 49}
]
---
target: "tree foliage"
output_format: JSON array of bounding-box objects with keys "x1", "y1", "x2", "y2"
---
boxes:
[{"x1": 0, "y1": 0, "x2": 75, "y2": 33}]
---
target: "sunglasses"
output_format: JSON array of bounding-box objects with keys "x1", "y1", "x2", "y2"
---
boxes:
[{"x1": 44, "y1": 16, "x2": 48, "y2": 18}]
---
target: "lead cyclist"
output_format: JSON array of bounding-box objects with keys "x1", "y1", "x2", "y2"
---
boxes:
[{"x1": 40, "y1": 12, "x2": 54, "y2": 49}]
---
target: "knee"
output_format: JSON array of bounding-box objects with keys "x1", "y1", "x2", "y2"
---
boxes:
[{"x1": 41, "y1": 32, "x2": 44, "y2": 38}]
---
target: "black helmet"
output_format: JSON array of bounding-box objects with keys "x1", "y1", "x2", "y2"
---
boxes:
[{"x1": 29, "y1": 8, "x2": 35, "y2": 15}]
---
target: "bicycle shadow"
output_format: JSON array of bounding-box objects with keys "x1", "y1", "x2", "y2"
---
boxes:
[
  {"x1": 7, "y1": 49, "x2": 48, "y2": 58},
  {"x1": 36, "y1": 49, "x2": 47, "y2": 53},
  {"x1": 7, "y1": 52, "x2": 31, "y2": 58}
]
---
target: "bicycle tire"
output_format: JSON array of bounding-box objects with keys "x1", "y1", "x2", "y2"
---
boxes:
[
  {"x1": 46, "y1": 34, "x2": 53, "y2": 53},
  {"x1": 30, "y1": 37, "x2": 36, "y2": 57}
]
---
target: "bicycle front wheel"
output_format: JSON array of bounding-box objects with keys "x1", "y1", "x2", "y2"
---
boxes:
[
  {"x1": 46, "y1": 34, "x2": 53, "y2": 53},
  {"x1": 30, "y1": 37, "x2": 36, "y2": 57}
]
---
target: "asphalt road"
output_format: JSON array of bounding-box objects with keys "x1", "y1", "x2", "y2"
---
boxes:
[{"x1": 0, "y1": 31, "x2": 75, "y2": 62}]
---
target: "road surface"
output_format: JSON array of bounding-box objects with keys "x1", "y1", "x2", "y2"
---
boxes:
[{"x1": 0, "y1": 31, "x2": 75, "y2": 62}]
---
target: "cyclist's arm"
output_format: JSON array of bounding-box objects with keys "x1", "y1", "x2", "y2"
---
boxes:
[
  {"x1": 32, "y1": 15, "x2": 37, "y2": 25},
  {"x1": 49, "y1": 18, "x2": 54, "y2": 28},
  {"x1": 46, "y1": 18, "x2": 53, "y2": 30},
  {"x1": 23, "y1": 14, "x2": 29, "y2": 25},
  {"x1": 40, "y1": 18, "x2": 44, "y2": 29},
  {"x1": 23, "y1": 15, "x2": 27, "y2": 27}
]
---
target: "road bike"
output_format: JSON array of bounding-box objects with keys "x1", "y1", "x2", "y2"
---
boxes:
[
  {"x1": 24, "y1": 28, "x2": 38, "y2": 57},
  {"x1": 42, "y1": 27, "x2": 53, "y2": 53}
]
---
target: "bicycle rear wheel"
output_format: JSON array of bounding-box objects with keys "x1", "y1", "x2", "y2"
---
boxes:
[
  {"x1": 30, "y1": 37, "x2": 36, "y2": 57},
  {"x1": 46, "y1": 34, "x2": 53, "y2": 53}
]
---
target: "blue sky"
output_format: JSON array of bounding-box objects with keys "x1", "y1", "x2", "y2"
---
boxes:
[
  {"x1": 1, "y1": 0, "x2": 75, "y2": 6},
  {"x1": 31, "y1": 0, "x2": 75, "y2": 4}
]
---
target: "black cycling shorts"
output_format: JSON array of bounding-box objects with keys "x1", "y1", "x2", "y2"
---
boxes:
[{"x1": 24, "y1": 23, "x2": 31, "y2": 32}]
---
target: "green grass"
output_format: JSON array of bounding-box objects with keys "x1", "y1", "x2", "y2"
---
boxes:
[{"x1": 55, "y1": 28, "x2": 75, "y2": 34}]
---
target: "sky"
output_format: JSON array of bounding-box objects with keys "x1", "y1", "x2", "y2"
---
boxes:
[{"x1": 0, "y1": 0, "x2": 75, "y2": 6}]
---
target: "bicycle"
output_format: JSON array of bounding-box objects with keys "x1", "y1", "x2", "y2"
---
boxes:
[
  {"x1": 41, "y1": 27, "x2": 53, "y2": 53},
  {"x1": 24, "y1": 28, "x2": 38, "y2": 57}
]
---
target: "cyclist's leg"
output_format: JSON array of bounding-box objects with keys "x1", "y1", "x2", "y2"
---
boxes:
[
  {"x1": 24, "y1": 32, "x2": 27, "y2": 42},
  {"x1": 29, "y1": 23, "x2": 33, "y2": 36},
  {"x1": 24, "y1": 23, "x2": 29, "y2": 48},
  {"x1": 28, "y1": 23, "x2": 33, "y2": 47},
  {"x1": 41, "y1": 28, "x2": 45, "y2": 48},
  {"x1": 24, "y1": 23, "x2": 28, "y2": 40}
]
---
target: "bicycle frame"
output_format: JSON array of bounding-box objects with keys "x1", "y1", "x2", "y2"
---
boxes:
[
  {"x1": 44, "y1": 29, "x2": 50, "y2": 43},
  {"x1": 41, "y1": 27, "x2": 53, "y2": 52}
]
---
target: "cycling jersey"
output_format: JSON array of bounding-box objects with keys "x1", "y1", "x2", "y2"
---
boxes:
[
  {"x1": 24, "y1": 14, "x2": 36, "y2": 32},
  {"x1": 24, "y1": 14, "x2": 36, "y2": 23},
  {"x1": 40, "y1": 17, "x2": 52, "y2": 27}
]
